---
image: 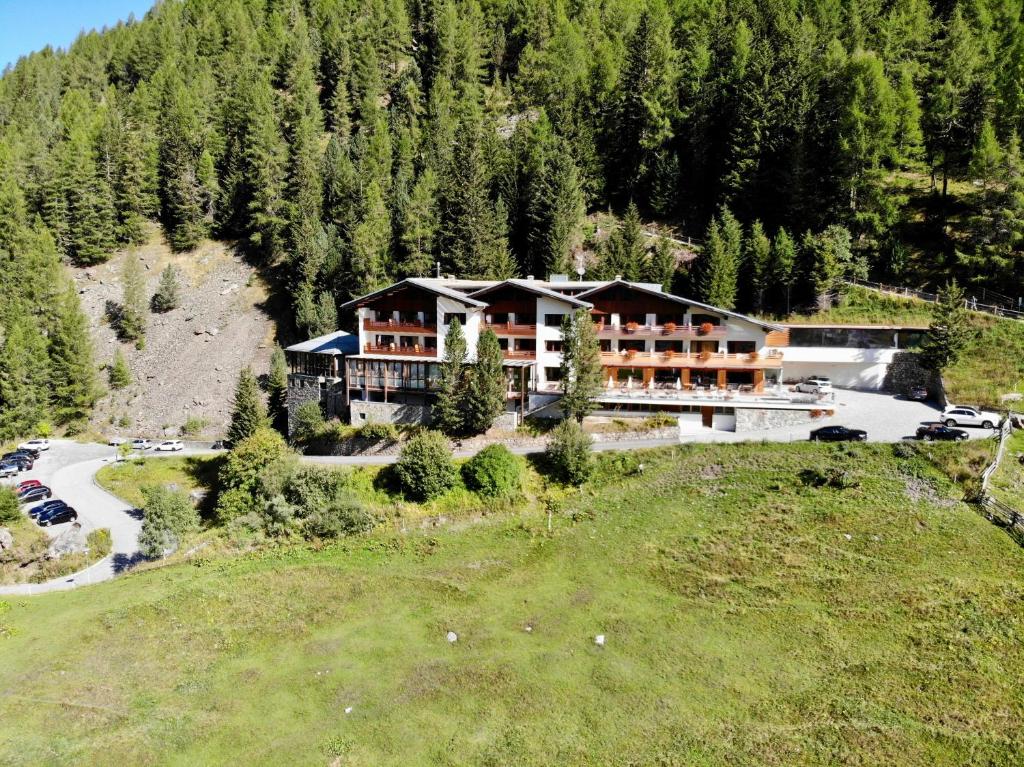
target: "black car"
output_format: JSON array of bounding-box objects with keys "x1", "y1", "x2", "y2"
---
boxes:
[
  {"x1": 17, "y1": 485, "x2": 51, "y2": 503},
  {"x1": 5, "y1": 447, "x2": 39, "y2": 460},
  {"x1": 916, "y1": 424, "x2": 969, "y2": 442},
  {"x1": 2, "y1": 453, "x2": 33, "y2": 471},
  {"x1": 810, "y1": 425, "x2": 868, "y2": 442},
  {"x1": 29, "y1": 499, "x2": 67, "y2": 518},
  {"x1": 37, "y1": 506, "x2": 77, "y2": 526},
  {"x1": 907, "y1": 386, "x2": 929, "y2": 401}
]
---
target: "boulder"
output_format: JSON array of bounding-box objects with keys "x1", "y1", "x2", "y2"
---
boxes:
[
  {"x1": 0, "y1": 527, "x2": 13, "y2": 551},
  {"x1": 47, "y1": 522, "x2": 89, "y2": 559}
]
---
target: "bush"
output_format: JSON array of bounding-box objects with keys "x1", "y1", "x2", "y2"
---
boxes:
[
  {"x1": 462, "y1": 444, "x2": 521, "y2": 497},
  {"x1": 215, "y1": 428, "x2": 292, "y2": 524},
  {"x1": 0, "y1": 487, "x2": 19, "y2": 525},
  {"x1": 181, "y1": 416, "x2": 208, "y2": 436},
  {"x1": 292, "y1": 401, "x2": 325, "y2": 442},
  {"x1": 545, "y1": 419, "x2": 593, "y2": 485},
  {"x1": 304, "y1": 493, "x2": 376, "y2": 540},
  {"x1": 357, "y1": 421, "x2": 399, "y2": 442},
  {"x1": 109, "y1": 349, "x2": 132, "y2": 389},
  {"x1": 87, "y1": 529, "x2": 113, "y2": 557},
  {"x1": 393, "y1": 430, "x2": 456, "y2": 501},
  {"x1": 151, "y1": 264, "x2": 181, "y2": 313},
  {"x1": 283, "y1": 465, "x2": 350, "y2": 514},
  {"x1": 139, "y1": 485, "x2": 199, "y2": 558},
  {"x1": 892, "y1": 441, "x2": 918, "y2": 459}
]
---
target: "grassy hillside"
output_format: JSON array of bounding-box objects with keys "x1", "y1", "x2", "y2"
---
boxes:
[{"x1": 1, "y1": 443, "x2": 1022, "y2": 765}]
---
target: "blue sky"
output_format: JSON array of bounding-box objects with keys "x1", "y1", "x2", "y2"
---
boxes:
[{"x1": 1, "y1": 0, "x2": 155, "y2": 71}]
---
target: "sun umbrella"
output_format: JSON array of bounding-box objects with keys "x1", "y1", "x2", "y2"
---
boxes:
[
  {"x1": 627, "y1": 376, "x2": 633, "y2": 389},
  {"x1": 675, "y1": 377, "x2": 682, "y2": 390},
  {"x1": 606, "y1": 376, "x2": 614, "y2": 389}
]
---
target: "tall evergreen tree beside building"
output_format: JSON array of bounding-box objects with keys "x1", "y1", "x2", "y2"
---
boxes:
[
  {"x1": 227, "y1": 366, "x2": 269, "y2": 445},
  {"x1": 559, "y1": 309, "x2": 602, "y2": 422},
  {"x1": 463, "y1": 328, "x2": 506, "y2": 434},
  {"x1": 433, "y1": 318, "x2": 468, "y2": 435}
]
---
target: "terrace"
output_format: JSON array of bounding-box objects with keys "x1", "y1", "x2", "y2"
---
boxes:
[
  {"x1": 363, "y1": 343, "x2": 437, "y2": 357},
  {"x1": 600, "y1": 350, "x2": 784, "y2": 369},
  {"x1": 595, "y1": 321, "x2": 728, "y2": 340},
  {"x1": 482, "y1": 321, "x2": 537, "y2": 337},
  {"x1": 363, "y1": 317, "x2": 437, "y2": 334}
]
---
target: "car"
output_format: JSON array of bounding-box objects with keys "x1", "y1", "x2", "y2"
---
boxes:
[
  {"x1": 16, "y1": 479, "x2": 42, "y2": 492},
  {"x1": 0, "y1": 462, "x2": 19, "y2": 478},
  {"x1": 108, "y1": 437, "x2": 127, "y2": 446},
  {"x1": 17, "y1": 485, "x2": 51, "y2": 503},
  {"x1": 211, "y1": 440, "x2": 231, "y2": 450},
  {"x1": 17, "y1": 439, "x2": 49, "y2": 452},
  {"x1": 907, "y1": 386, "x2": 929, "y2": 401},
  {"x1": 916, "y1": 424, "x2": 969, "y2": 442},
  {"x1": 940, "y1": 406, "x2": 1002, "y2": 429},
  {"x1": 795, "y1": 376, "x2": 834, "y2": 395},
  {"x1": 37, "y1": 506, "x2": 78, "y2": 526},
  {"x1": 6, "y1": 447, "x2": 39, "y2": 461},
  {"x1": 29, "y1": 499, "x2": 67, "y2": 518},
  {"x1": 131, "y1": 439, "x2": 152, "y2": 450},
  {"x1": 810, "y1": 425, "x2": 868, "y2": 442},
  {"x1": 155, "y1": 440, "x2": 184, "y2": 452},
  {"x1": 2, "y1": 454, "x2": 33, "y2": 472}
]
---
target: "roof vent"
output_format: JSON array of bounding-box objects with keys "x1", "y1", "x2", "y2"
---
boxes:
[
  {"x1": 548, "y1": 273, "x2": 569, "y2": 282},
  {"x1": 526, "y1": 275, "x2": 535, "y2": 280},
  {"x1": 615, "y1": 274, "x2": 623, "y2": 281}
]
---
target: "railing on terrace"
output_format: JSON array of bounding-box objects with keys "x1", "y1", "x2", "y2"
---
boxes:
[
  {"x1": 363, "y1": 344, "x2": 438, "y2": 357},
  {"x1": 600, "y1": 350, "x2": 783, "y2": 368},
  {"x1": 595, "y1": 322, "x2": 727, "y2": 339},
  {"x1": 502, "y1": 350, "x2": 536, "y2": 360},
  {"x1": 482, "y1": 322, "x2": 537, "y2": 336},
  {"x1": 363, "y1": 318, "x2": 437, "y2": 333},
  {"x1": 846, "y1": 278, "x2": 1024, "y2": 321}
]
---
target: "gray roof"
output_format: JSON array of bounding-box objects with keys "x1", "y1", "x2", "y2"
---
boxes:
[
  {"x1": 576, "y1": 279, "x2": 784, "y2": 332},
  {"x1": 340, "y1": 278, "x2": 488, "y2": 310},
  {"x1": 285, "y1": 331, "x2": 359, "y2": 356},
  {"x1": 468, "y1": 279, "x2": 593, "y2": 308}
]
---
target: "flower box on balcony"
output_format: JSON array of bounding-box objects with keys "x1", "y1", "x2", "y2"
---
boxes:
[
  {"x1": 748, "y1": 351, "x2": 760, "y2": 361},
  {"x1": 699, "y1": 350, "x2": 712, "y2": 362},
  {"x1": 663, "y1": 322, "x2": 677, "y2": 334},
  {"x1": 698, "y1": 322, "x2": 715, "y2": 336},
  {"x1": 625, "y1": 321, "x2": 639, "y2": 333},
  {"x1": 664, "y1": 349, "x2": 675, "y2": 360},
  {"x1": 626, "y1": 349, "x2": 637, "y2": 360}
]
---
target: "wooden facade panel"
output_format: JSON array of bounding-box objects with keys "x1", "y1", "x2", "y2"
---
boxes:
[{"x1": 765, "y1": 329, "x2": 790, "y2": 347}]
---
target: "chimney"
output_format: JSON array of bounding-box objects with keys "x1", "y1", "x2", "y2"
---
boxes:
[{"x1": 526, "y1": 275, "x2": 535, "y2": 281}]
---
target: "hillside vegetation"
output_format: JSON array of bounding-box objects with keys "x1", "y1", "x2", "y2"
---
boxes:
[{"x1": 2, "y1": 443, "x2": 1022, "y2": 765}]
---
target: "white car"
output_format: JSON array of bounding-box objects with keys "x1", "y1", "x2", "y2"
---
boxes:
[
  {"x1": 795, "y1": 376, "x2": 834, "y2": 395},
  {"x1": 131, "y1": 439, "x2": 152, "y2": 450},
  {"x1": 941, "y1": 406, "x2": 1002, "y2": 429},
  {"x1": 108, "y1": 437, "x2": 127, "y2": 446},
  {"x1": 154, "y1": 440, "x2": 184, "y2": 452},
  {"x1": 17, "y1": 439, "x2": 49, "y2": 452}
]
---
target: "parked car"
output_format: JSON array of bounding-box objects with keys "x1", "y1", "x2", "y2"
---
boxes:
[
  {"x1": 916, "y1": 424, "x2": 969, "y2": 442},
  {"x1": 0, "y1": 461, "x2": 19, "y2": 478},
  {"x1": 155, "y1": 440, "x2": 184, "y2": 452},
  {"x1": 17, "y1": 485, "x2": 51, "y2": 503},
  {"x1": 37, "y1": 506, "x2": 77, "y2": 526},
  {"x1": 108, "y1": 437, "x2": 127, "y2": 446},
  {"x1": 17, "y1": 439, "x2": 49, "y2": 452},
  {"x1": 16, "y1": 479, "x2": 42, "y2": 492},
  {"x1": 29, "y1": 499, "x2": 67, "y2": 518},
  {"x1": 131, "y1": 439, "x2": 152, "y2": 450},
  {"x1": 2, "y1": 454, "x2": 33, "y2": 472},
  {"x1": 940, "y1": 406, "x2": 1002, "y2": 429},
  {"x1": 907, "y1": 386, "x2": 929, "y2": 401},
  {"x1": 211, "y1": 440, "x2": 231, "y2": 450},
  {"x1": 810, "y1": 425, "x2": 868, "y2": 442},
  {"x1": 796, "y1": 376, "x2": 834, "y2": 395},
  {"x1": 11, "y1": 447, "x2": 40, "y2": 461}
]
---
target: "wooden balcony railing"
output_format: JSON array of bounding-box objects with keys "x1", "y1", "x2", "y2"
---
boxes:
[
  {"x1": 363, "y1": 343, "x2": 438, "y2": 357},
  {"x1": 595, "y1": 323, "x2": 728, "y2": 340},
  {"x1": 502, "y1": 349, "x2": 537, "y2": 361},
  {"x1": 363, "y1": 318, "x2": 437, "y2": 334},
  {"x1": 482, "y1": 322, "x2": 537, "y2": 337},
  {"x1": 600, "y1": 350, "x2": 783, "y2": 369}
]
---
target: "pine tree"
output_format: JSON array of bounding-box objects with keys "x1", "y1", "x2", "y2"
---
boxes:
[
  {"x1": 646, "y1": 237, "x2": 676, "y2": 292},
  {"x1": 745, "y1": 221, "x2": 772, "y2": 312},
  {"x1": 119, "y1": 255, "x2": 146, "y2": 342},
  {"x1": 151, "y1": 264, "x2": 181, "y2": 312},
  {"x1": 699, "y1": 214, "x2": 738, "y2": 310},
  {"x1": 970, "y1": 120, "x2": 1003, "y2": 198},
  {"x1": 525, "y1": 137, "x2": 584, "y2": 276},
  {"x1": 227, "y1": 366, "x2": 269, "y2": 445},
  {"x1": 349, "y1": 180, "x2": 390, "y2": 297},
  {"x1": 267, "y1": 344, "x2": 288, "y2": 434},
  {"x1": 770, "y1": 227, "x2": 797, "y2": 315},
  {"x1": 463, "y1": 328, "x2": 506, "y2": 434},
  {"x1": 49, "y1": 284, "x2": 98, "y2": 423},
  {"x1": 433, "y1": 318, "x2": 467, "y2": 435},
  {"x1": 559, "y1": 309, "x2": 602, "y2": 422},
  {"x1": 109, "y1": 348, "x2": 132, "y2": 390},
  {"x1": 0, "y1": 320, "x2": 50, "y2": 439},
  {"x1": 400, "y1": 168, "x2": 440, "y2": 277},
  {"x1": 921, "y1": 280, "x2": 973, "y2": 371},
  {"x1": 601, "y1": 202, "x2": 645, "y2": 280}
]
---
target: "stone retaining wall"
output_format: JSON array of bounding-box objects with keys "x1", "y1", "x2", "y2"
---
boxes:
[
  {"x1": 734, "y1": 407, "x2": 820, "y2": 432},
  {"x1": 349, "y1": 400, "x2": 432, "y2": 425}
]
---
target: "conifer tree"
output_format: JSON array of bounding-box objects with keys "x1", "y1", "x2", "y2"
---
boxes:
[
  {"x1": 0, "y1": 320, "x2": 50, "y2": 439},
  {"x1": 745, "y1": 221, "x2": 772, "y2": 312},
  {"x1": 525, "y1": 137, "x2": 584, "y2": 276},
  {"x1": 109, "y1": 348, "x2": 132, "y2": 390},
  {"x1": 646, "y1": 237, "x2": 676, "y2": 292},
  {"x1": 559, "y1": 309, "x2": 602, "y2": 422},
  {"x1": 921, "y1": 280, "x2": 973, "y2": 371},
  {"x1": 400, "y1": 168, "x2": 440, "y2": 277},
  {"x1": 119, "y1": 255, "x2": 146, "y2": 342},
  {"x1": 699, "y1": 214, "x2": 738, "y2": 310},
  {"x1": 770, "y1": 227, "x2": 797, "y2": 315},
  {"x1": 227, "y1": 366, "x2": 269, "y2": 445},
  {"x1": 151, "y1": 264, "x2": 181, "y2": 313},
  {"x1": 601, "y1": 202, "x2": 645, "y2": 281},
  {"x1": 463, "y1": 328, "x2": 506, "y2": 434},
  {"x1": 349, "y1": 180, "x2": 390, "y2": 297},
  {"x1": 433, "y1": 318, "x2": 467, "y2": 435},
  {"x1": 49, "y1": 285, "x2": 98, "y2": 423},
  {"x1": 267, "y1": 344, "x2": 288, "y2": 434}
]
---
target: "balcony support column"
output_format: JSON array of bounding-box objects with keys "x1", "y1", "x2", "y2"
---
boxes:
[
  {"x1": 642, "y1": 368, "x2": 654, "y2": 389},
  {"x1": 717, "y1": 369, "x2": 727, "y2": 389},
  {"x1": 753, "y1": 368, "x2": 764, "y2": 392}
]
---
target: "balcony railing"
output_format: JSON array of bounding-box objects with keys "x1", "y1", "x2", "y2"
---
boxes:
[
  {"x1": 482, "y1": 322, "x2": 537, "y2": 337},
  {"x1": 363, "y1": 318, "x2": 437, "y2": 334},
  {"x1": 502, "y1": 349, "x2": 537, "y2": 361},
  {"x1": 600, "y1": 350, "x2": 783, "y2": 369},
  {"x1": 363, "y1": 343, "x2": 438, "y2": 357},
  {"x1": 595, "y1": 322, "x2": 728, "y2": 340}
]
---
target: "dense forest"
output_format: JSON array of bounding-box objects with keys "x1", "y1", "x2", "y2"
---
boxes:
[{"x1": 1, "y1": 0, "x2": 1023, "y2": 436}]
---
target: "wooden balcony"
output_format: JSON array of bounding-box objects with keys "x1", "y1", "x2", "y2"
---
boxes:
[
  {"x1": 482, "y1": 322, "x2": 537, "y2": 337},
  {"x1": 363, "y1": 318, "x2": 437, "y2": 334},
  {"x1": 502, "y1": 349, "x2": 536, "y2": 361},
  {"x1": 595, "y1": 323, "x2": 728, "y2": 340},
  {"x1": 363, "y1": 343, "x2": 438, "y2": 357},
  {"x1": 600, "y1": 351, "x2": 783, "y2": 369}
]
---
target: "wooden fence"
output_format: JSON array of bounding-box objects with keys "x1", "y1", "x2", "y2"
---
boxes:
[{"x1": 976, "y1": 416, "x2": 1024, "y2": 546}]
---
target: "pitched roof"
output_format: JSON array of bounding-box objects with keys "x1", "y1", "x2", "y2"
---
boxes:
[
  {"x1": 285, "y1": 331, "x2": 359, "y2": 355},
  {"x1": 340, "y1": 278, "x2": 488, "y2": 310},
  {"x1": 468, "y1": 279, "x2": 593, "y2": 308},
  {"x1": 576, "y1": 279, "x2": 784, "y2": 331}
]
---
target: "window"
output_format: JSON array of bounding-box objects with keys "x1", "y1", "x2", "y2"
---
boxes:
[
  {"x1": 545, "y1": 340, "x2": 563, "y2": 353},
  {"x1": 727, "y1": 340, "x2": 756, "y2": 354},
  {"x1": 544, "y1": 366, "x2": 563, "y2": 381},
  {"x1": 691, "y1": 313, "x2": 720, "y2": 326},
  {"x1": 444, "y1": 312, "x2": 466, "y2": 326},
  {"x1": 544, "y1": 313, "x2": 566, "y2": 327}
]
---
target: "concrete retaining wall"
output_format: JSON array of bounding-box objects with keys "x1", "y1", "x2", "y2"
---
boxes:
[
  {"x1": 349, "y1": 400, "x2": 433, "y2": 425},
  {"x1": 734, "y1": 407, "x2": 819, "y2": 432}
]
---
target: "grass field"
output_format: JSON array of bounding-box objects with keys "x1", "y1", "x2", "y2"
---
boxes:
[{"x1": 1, "y1": 442, "x2": 1022, "y2": 765}]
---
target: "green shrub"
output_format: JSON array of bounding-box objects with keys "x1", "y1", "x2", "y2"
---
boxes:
[
  {"x1": 139, "y1": 485, "x2": 199, "y2": 558},
  {"x1": 393, "y1": 430, "x2": 456, "y2": 501},
  {"x1": 303, "y1": 493, "x2": 376, "y2": 540},
  {"x1": 87, "y1": 529, "x2": 113, "y2": 557},
  {"x1": 357, "y1": 421, "x2": 399, "y2": 442},
  {"x1": 0, "y1": 487, "x2": 19, "y2": 525},
  {"x1": 545, "y1": 419, "x2": 593, "y2": 485},
  {"x1": 292, "y1": 401, "x2": 325, "y2": 442},
  {"x1": 215, "y1": 428, "x2": 292, "y2": 524},
  {"x1": 108, "y1": 349, "x2": 132, "y2": 389},
  {"x1": 284, "y1": 465, "x2": 350, "y2": 515},
  {"x1": 892, "y1": 441, "x2": 918, "y2": 459},
  {"x1": 461, "y1": 444, "x2": 521, "y2": 497},
  {"x1": 181, "y1": 416, "x2": 208, "y2": 436}
]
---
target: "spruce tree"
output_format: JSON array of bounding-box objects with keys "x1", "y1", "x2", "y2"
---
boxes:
[
  {"x1": 227, "y1": 366, "x2": 269, "y2": 445},
  {"x1": 109, "y1": 348, "x2": 132, "y2": 390},
  {"x1": 746, "y1": 221, "x2": 772, "y2": 312},
  {"x1": 463, "y1": 328, "x2": 506, "y2": 434},
  {"x1": 0, "y1": 320, "x2": 50, "y2": 439},
  {"x1": 525, "y1": 137, "x2": 584, "y2": 276},
  {"x1": 151, "y1": 264, "x2": 181, "y2": 313},
  {"x1": 119, "y1": 255, "x2": 146, "y2": 342},
  {"x1": 921, "y1": 280, "x2": 973, "y2": 372},
  {"x1": 601, "y1": 203, "x2": 645, "y2": 281},
  {"x1": 699, "y1": 215, "x2": 738, "y2": 310},
  {"x1": 349, "y1": 180, "x2": 390, "y2": 297},
  {"x1": 49, "y1": 285, "x2": 99, "y2": 423},
  {"x1": 559, "y1": 309, "x2": 602, "y2": 422},
  {"x1": 433, "y1": 318, "x2": 467, "y2": 435},
  {"x1": 646, "y1": 237, "x2": 676, "y2": 292},
  {"x1": 400, "y1": 168, "x2": 440, "y2": 277},
  {"x1": 770, "y1": 227, "x2": 797, "y2": 315},
  {"x1": 267, "y1": 344, "x2": 288, "y2": 434}
]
